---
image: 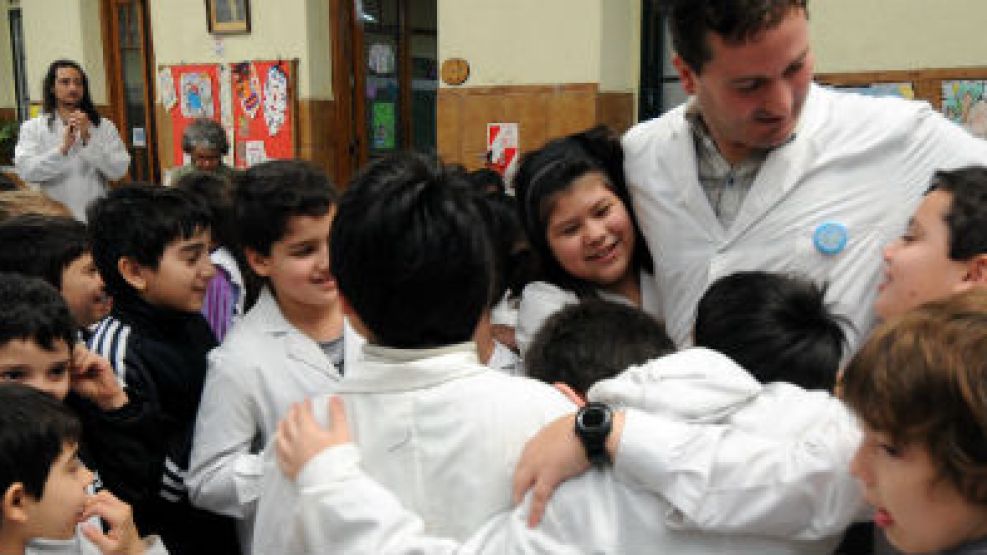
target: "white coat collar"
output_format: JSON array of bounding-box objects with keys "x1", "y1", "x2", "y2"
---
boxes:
[
  {"x1": 241, "y1": 287, "x2": 344, "y2": 379},
  {"x1": 337, "y1": 341, "x2": 487, "y2": 393},
  {"x1": 587, "y1": 347, "x2": 762, "y2": 423}
]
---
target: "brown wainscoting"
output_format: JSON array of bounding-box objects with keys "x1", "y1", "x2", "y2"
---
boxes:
[
  {"x1": 0, "y1": 107, "x2": 15, "y2": 121},
  {"x1": 296, "y1": 99, "x2": 338, "y2": 184},
  {"x1": 436, "y1": 84, "x2": 635, "y2": 170}
]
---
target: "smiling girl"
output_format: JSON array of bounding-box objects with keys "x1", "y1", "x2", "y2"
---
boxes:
[{"x1": 513, "y1": 126, "x2": 656, "y2": 354}]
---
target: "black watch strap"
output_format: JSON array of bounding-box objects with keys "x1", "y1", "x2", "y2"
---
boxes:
[{"x1": 575, "y1": 402, "x2": 613, "y2": 465}]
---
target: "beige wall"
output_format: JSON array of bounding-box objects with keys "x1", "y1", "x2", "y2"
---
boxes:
[
  {"x1": 438, "y1": 0, "x2": 601, "y2": 87},
  {"x1": 811, "y1": 0, "x2": 987, "y2": 73},
  {"x1": 21, "y1": 0, "x2": 108, "y2": 104},
  {"x1": 599, "y1": 0, "x2": 639, "y2": 93},
  {"x1": 0, "y1": 0, "x2": 15, "y2": 110},
  {"x1": 149, "y1": 0, "x2": 333, "y2": 99}
]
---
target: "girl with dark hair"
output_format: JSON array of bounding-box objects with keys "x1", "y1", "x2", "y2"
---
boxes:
[
  {"x1": 513, "y1": 125, "x2": 658, "y2": 354},
  {"x1": 14, "y1": 59, "x2": 129, "y2": 221}
]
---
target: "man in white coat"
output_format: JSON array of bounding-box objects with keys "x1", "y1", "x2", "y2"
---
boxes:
[
  {"x1": 628, "y1": 0, "x2": 987, "y2": 349},
  {"x1": 15, "y1": 60, "x2": 130, "y2": 221}
]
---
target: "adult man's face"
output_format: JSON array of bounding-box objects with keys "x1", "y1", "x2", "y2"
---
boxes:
[
  {"x1": 52, "y1": 66, "x2": 85, "y2": 111},
  {"x1": 673, "y1": 7, "x2": 814, "y2": 163}
]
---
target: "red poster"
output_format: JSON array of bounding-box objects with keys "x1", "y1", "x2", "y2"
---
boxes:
[
  {"x1": 231, "y1": 60, "x2": 294, "y2": 168},
  {"x1": 165, "y1": 64, "x2": 222, "y2": 167}
]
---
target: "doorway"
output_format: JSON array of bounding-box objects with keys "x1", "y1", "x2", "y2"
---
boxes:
[
  {"x1": 101, "y1": 0, "x2": 158, "y2": 183},
  {"x1": 334, "y1": 0, "x2": 436, "y2": 181}
]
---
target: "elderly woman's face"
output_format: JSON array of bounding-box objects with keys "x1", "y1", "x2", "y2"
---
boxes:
[{"x1": 191, "y1": 145, "x2": 222, "y2": 172}]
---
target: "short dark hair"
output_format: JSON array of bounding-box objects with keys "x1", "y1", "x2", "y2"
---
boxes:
[
  {"x1": 668, "y1": 0, "x2": 808, "y2": 73},
  {"x1": 474, "y1": 193, "x2": 537, "y2": 302},
  {"x1": 181, "y1": 118, "x2": 229, "y2": 155},
  {"x1": 694, "y1": 271, "x2": 845, "y2": 390},
  {"x1": 87, "y1": 183, "x2": 211, "y2": 298},
  {"x1": 525, "y1": 299, "x2": 675, "y2": 395},
  {"x1": 0, "y1": 273, "x2": 77, "y2": 352},
  {"x1": 0, "y1": 215, "x2": 88, "y2": 290},
  {"x1": 466, "y1": 168, "x2": 506, "y2": 195},
  {"x1": 514, "y1": 125, "x2": 653, "y2": 298},
  {"x1": 234, "y1": 160, "x2": 337, "y2": 256},
  {"x1": 0, "y1": 383, "x2": 82, "y2": 500},
  {"x1": 174, "y1": 171, "x2": 237, "y2": 251},
  {"x1": 927, "y1": 167, "x2": 987, "y2": 261},
  {"x1": 842, "y1": 290, "x2": 987, "y2": 505},
  {"x1": 42, "y1": 59, "x2": 101, "y2": 126},
  {"x1": 331, "y1": 152, "x2": 493, "y2": 348}
]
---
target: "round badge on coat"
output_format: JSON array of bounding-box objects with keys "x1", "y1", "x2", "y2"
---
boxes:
[{"x1": 813, "y1": 222, "x2": 848, "y2": 256}]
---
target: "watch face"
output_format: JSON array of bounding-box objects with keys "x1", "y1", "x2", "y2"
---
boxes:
[{"x1": 577, "y1": 403, "x2": 612, "y2": 437}]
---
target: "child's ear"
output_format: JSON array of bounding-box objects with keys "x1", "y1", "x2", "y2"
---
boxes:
[
  {"x1": 244, "y1": 248, "x2": 271, "y2": 278},
  {"x1": 966, "y1": 254, "x2": 987, "y2": 285},
  {"x1": 2, "y1": 483, "x2": 30, "y2": 525},
  {"x1": 117, "y1": 257, "x2": 147, "y2": 291}
]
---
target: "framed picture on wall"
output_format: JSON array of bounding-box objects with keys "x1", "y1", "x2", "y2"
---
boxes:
[{"x1": 206, "y1": 0, "x2": 251, "y2": 35}]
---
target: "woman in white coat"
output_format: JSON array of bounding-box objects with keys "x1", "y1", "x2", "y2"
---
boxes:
[{"x1": 514, "y1": 125, "x2": 660, "y2": 354}]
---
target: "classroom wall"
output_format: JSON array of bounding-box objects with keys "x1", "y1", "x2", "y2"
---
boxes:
[
  {"x1": 0, "y1": 0, "x2": 15, "y2": 111},
  {"x1": 21, "y1": 0, "x2": 108, "y2": 105},
  {"x1": 149, "y1": 0, "x2": 333, "y2": 100},
  {"x1": 810, "y1": 0, "x2": 987, "y2": 73}
]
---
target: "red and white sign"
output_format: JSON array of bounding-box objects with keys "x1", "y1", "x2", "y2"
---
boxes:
[{"x1": 487, "y1": 123, "x2": 519, "y2": 180}]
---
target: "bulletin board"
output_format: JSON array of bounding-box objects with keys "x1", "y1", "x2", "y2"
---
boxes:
[
  {"x1": 816, "y1": 67, "x2": 987, "y2": 138},
  {"x1": 157, "y1": 59, "x2": 297, "y2": 169},
  {"x1": 230, "y1": 60, "x2": 296, "y2": 168}
]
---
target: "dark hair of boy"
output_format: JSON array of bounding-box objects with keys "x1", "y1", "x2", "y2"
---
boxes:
[
  {"x1": 513, "y1": 125, "x2": 654, "y2": 298},
  {"x1": 87, "y1": 183, "x2": 211, "y2": 299},
  {"x1": 0, "y1": 383, "x2": 81, "y2": 500},
  {"x1": 927, "y1": 166, "x2": 987, "y2": 260},
  {"x1": 525, "y1": 299, "x2": 675, "y2": 395},
  {"x1": 466, "y1": 168, "x2": 506, "y2": 195},
  {"x1": 233, "y1": 160, "x2": 338, "y2": 256},
  {"x1": 474, "y1": 193, "x2": 537, "y2": 303},
  {"x1": 0, "y1": 272, "x2": 76, "y2": 353},
  {"x1": 694, "y1": 271, "x2": 846, "y2": 390},
  {"x1": 331, "y1": 152, "x2": 493, "y2": 349},
  {"x1": 668, "y1": 0, "x2": 808, "y2": 73},
  {"x1": 42, "y1": 59, "x2": 102, "y2": 127},
  {"x1": 0, "y1": 215, "x2": 88, "y2": 291}
]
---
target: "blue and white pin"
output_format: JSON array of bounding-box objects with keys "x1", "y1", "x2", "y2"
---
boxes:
[{"x1": 813, "y1": 222, "x2": 848, "y2": 256}]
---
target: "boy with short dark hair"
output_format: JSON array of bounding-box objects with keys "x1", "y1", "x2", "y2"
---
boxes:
[
  {"x1": 695, "y1": 271, "x2": 846, "y2": 390},
  {"x1": 85, "y1": 185, "x2": 237, "y2": 555},
  {"x1": 187, "y1": 160, "x2": 357, "y2": 551},
  {"x1": 525, "y1": 298, "x2": 674, "y2": 396},
  {"x1": 251, "y1": 152, "x2": 572, "y2": 553},
  {"x1": 0, "y1": 214, "x2": 111, "y2": 330},
  {"x1": 0, "y1": 383, "x2": 165, "y2": 555}
]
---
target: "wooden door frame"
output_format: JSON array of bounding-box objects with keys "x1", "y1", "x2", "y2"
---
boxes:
[{"x1": 99, "y1": 0, "x2": 159, "y2": 183}]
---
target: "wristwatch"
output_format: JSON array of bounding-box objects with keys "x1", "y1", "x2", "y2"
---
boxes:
[{"x1": 574, "y1": 402, "x2": 613, "y2": 465}]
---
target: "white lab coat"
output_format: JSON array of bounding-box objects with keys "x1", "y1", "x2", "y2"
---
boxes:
[
  {"x1": 14, "y1": 114, "x2": 130, "y2": 221},
  {"x1": 250, "y1": 342, "x2": 573, "y2": 554},
  {"x1": 515, "y1": 270, "x2": 661, "y2": 356},
  {"x1": 625, "y1": 84, "x2": 987, "y2": 349},
  {"x1": 260, "y1": 349, "x2": 858, "y2": 554},
  {"x1": 186, "y1": 287, "x2": 363, "y2": 552}
]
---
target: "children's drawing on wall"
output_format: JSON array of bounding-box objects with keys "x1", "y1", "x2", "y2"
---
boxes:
[
  {"x1": 263, "y1": 64, "x2": 288, "y2": 136},
  {"x1": 835, "y1": 82, "x2": 914, "y2": 100},
  {"x1": 158, "y1": 68, "x2": 178, "y2": 111},
  {"x1": 943, "y1": 80, "x2": 987, "y2": 138},
  {"x1": 232, "y1": 62, "x2": 262, "y2": 119},
  {"x1": 180, "y1": 72, "x2": 214, "y2": 118}
]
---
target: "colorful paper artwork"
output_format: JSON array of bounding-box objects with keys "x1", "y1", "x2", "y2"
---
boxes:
[
  {"x1": 837, "y1": 82, "x2": 915, "y2": 100},
  {"x1": 232, "y1": 62, "x2": 262, "y2": 119},
  {"x1": 487, "y1": 123, "x2": 519, "y2": 180},
  {"x1": 263, "y1": 64, "x2": 289, "y2": 136},
  {"x1": 244, "y1": 140, "x2": 268, "y2": 166},
  {"x1": 180, "y1": 72, "x2": 215, "y2": 118},
  {"x1": 371, "y1": 102, "x2": 396, "y2": 150},
  {"x1": 158, "y1": 68, "x2": 177, "y2": 111},
  {"x1": 942, "y1": 80, "x2": 987, "y2": 138}
]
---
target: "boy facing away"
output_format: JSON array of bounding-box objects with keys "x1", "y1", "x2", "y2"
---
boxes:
[
  {"x1": 186, "y1": 160, "x2": 361, "y2": 551},
  {"x1": 251, "y1": 152, "x2": 573, "y2": 554},
  {"x1": 0, "y1": 382, "x2": 164, "y2": 555},
  {"x1": 85, "y1": 185, "x2": 237, "y2": 554}
]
